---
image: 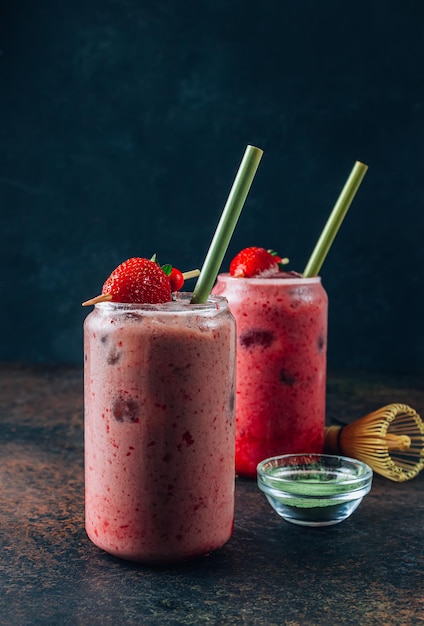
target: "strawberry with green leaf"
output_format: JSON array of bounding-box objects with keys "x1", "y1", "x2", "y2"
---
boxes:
[
  {"x1": 229, "y1": 247, "x2": 289, "y2": 278},
  {"x1": 82, "y1": 256, "x2": 199, "y2": 306}
]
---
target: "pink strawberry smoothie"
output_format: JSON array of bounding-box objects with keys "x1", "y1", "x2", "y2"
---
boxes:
[
  {"x1": 213, "y1": 273, "x2": 328, "y2": 478},
  {"x1": 84, "y1": 294, "x2": 236, "y2": 563}
]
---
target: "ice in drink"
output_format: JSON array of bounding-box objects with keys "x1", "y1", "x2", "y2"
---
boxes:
[
  {"x1": 84, "y1": 294, "x2": 236, "y2": 563},
  {"x1": 213, "y1": 273, "x2": 328, "y2": 478}
]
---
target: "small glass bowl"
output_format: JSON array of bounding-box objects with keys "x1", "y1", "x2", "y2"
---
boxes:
[{"x1": 257, "y1": 454, "x2": 373, "y2": 527}]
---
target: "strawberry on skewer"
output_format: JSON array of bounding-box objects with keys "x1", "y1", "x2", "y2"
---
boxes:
[{"x1": 82, "y1": 257, "x2": 200, "y2": 306}]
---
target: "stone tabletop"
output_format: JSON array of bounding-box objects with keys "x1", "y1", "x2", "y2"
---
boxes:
[{"x1": 0, "y1": 364, "x2": 423, "y2": 625}]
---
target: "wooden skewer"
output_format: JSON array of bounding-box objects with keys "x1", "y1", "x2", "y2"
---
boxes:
[
  {"x1": 182, "y1": 269, "x2": 200, "y2": 280},
  {"x1": 82, "y1": 294, "x2": 113, "y2": 307}
]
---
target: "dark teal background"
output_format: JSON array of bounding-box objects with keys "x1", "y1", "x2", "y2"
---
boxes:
[{"x1": 1, "y1": 1, "x2": 423, "y2": 373}]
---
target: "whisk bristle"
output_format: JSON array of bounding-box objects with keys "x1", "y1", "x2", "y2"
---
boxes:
[{"x1": 324, "y1": 404, "x2": 424, "y2": 481}]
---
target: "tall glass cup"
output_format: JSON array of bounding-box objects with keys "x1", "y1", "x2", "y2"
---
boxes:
[
  {"x1": 213, "y1": 274, "x2": 328, "y2": 478},
  {"x1": 84, "y1": 294, "x2": 236, "y2": 563}
]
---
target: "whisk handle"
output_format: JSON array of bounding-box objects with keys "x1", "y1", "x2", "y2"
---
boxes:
[{"x1": 324, "y1": 426, "x2": 343, "y2": 454}]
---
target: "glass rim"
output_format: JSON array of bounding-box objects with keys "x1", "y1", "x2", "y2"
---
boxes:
[
  {"x1": 94, "y1": 292, "x2": 229, "y2": 313},
  {"x1": 216, "y1": 273, "x2": 322, "y2": 285},
  {"x1": 257, "y1": 453, "x2": 373, "y2": 486}
]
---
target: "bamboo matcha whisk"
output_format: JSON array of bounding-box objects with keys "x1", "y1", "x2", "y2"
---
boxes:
[{"x1": 324, "y1": 403, "x2": 424, "y2": 482}]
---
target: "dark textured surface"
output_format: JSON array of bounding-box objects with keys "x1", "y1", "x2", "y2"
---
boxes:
[
  {"x1": 0, "y1": 364, "x2": 423, "y2": 625},
  {"x1": 1, "y1": 1, "x2": 424, "y2": 373}
]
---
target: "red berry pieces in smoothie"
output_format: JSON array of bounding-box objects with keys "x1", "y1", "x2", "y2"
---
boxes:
[
  {"x1": 112, "y1": 395, "x2": 140, "y2": 423},
  {"x1": 279, "y1": 369, "x2": 297, "y2": 386},
  {"x1": 240, "y1": 329, "x2": 275, "y2": 348},
  {"x1": 101, "y1": 257, "x2": 172, "y2": 304},
  {"x1": 230, "y1": 247, "x2": 279, "y2": 278}
]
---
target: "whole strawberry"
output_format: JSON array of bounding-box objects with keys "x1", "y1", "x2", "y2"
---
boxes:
[
  {"x1": 230, "y1": 247, "x2": 280, "y2": 278},
  {"x1": 83, "y1": 257, "x2": 172, "y2": 306},
  {"x1": 102, "y1": 257, "x2": 172, "y2": 303}
]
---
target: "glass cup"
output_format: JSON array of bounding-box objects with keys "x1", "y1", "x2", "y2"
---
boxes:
[
  {"x1": 213, "y1": 274, "x2": 328, "y2": 478},
  {"x1": 84, "y1": 293, "x2": 236, "y2": 563}
]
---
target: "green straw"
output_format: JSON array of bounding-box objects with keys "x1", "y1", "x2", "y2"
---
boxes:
[
  {"x1": 191, "y1": 145, "x2": 264, "y2": 304},
  {"x1": 303, "y1": 161, "x2": 368, "y2": 278}
]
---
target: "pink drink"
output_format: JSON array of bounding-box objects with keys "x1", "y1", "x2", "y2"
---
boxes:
[
  {"x1": 213, "y1": 274, "x2": 328, "y2": 478},
  {"x1": 84, "y1": 294, "x2": 236, "y2": 563}
]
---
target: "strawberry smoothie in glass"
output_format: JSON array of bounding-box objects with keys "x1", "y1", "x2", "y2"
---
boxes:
[
  {"x1": 213, "y1": 271, "x2": 328, "y2": 478},
  {"x1": 84, "y1": 293, "x2": 236, "y2": 563},
  {"x1": 211, "y1": 160, "x2": 367, "y2": 478}
]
